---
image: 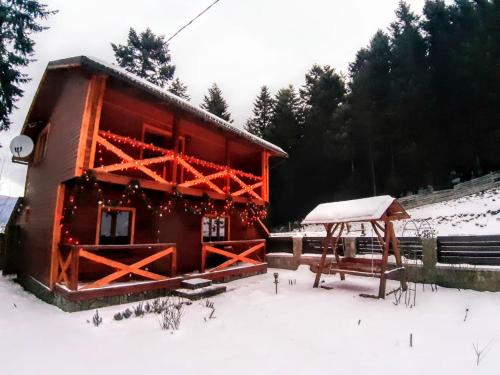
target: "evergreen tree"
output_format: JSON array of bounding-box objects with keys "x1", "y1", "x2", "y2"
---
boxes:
[
  {"x1": 201, "y1": 83, "x2": 232, "y2": 122},
  {"x1": 0, "y1": 0, "x2": 56, "y2": 131},
  {"x1": 244, "y1": 86, "x2": 275, "y2": 137},
  {"x1": 168, "y1": 78, "x2": 190, "y2": 100},
  {"x1": 265, "y1": 85, "x2": 302, "y2": 152},
  {"x1": 266, "y1": 85, "x2": 303, "y2": 225},
  {"x1": 111, "y1": 28, "x2": 175, "y2": 88}
]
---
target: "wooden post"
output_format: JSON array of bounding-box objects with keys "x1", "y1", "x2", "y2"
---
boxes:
[
  {"x1": 331, "y1": 223, "x2": 345, "y2": 280},
  {"x1": 49, "y1": 184, "x2": 66, "y2": 289},
  {"x1": 378, "y1": 221, "x2": 391, "y2": 298},
  {"x1": 261, "y1": 151, "x2": 270, "y2": 202},
  {"x1": 171, "y1": 246, "x2": 177, "y2": 276},
  {"x1": 68, "y1": 247, "x2": 80, "y2": 291},
  {"x1": 313, "y1": 223, "x2": 335, "y2": 288},
  {"x1": 79, "y1": 75, "x2": 107, "y2": 172},
  {"x1": 171, "y1": 115, "x2": 179, "y2": 184},
  {"x1": 225, "y1": 139, "x2": 231, "y2": 194},
  {"x1": 201, "y1": 244, "x2": 207, "y2": 273}
]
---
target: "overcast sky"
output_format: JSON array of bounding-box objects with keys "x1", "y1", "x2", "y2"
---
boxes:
[{"x1": 0, "y1": 0, "x2": 429, "y2": 196}]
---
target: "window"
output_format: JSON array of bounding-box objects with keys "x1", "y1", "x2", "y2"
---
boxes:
[
  {"x1": 97, "y1": 207, "x2": 135, "y2": 245},
  {"x1": 202, "y1": 216, "x2": 228, "y2": 242},
  {"x1": 141, "y1": 124, "x2": 186, "y2": 181},
  {"x1": 33, "y1": 123, "x2": 50, "y2": 164}
]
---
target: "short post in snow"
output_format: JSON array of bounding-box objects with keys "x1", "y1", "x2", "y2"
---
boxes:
[{"x1": 273, "y1": 272, "x2": 279, "y2": 294}]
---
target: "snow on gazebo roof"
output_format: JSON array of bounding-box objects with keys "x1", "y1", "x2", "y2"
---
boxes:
[{"x1": 301, "y1": 195, "x2": 409, "y2": 225}]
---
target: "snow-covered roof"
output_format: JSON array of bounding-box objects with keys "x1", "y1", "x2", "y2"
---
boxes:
[
  {"x1": 301, "y1": 195, "x2": 408, "y2": 225},
  {"x1": 45, "y1": 56, "x2": 287, "y2": 157}
]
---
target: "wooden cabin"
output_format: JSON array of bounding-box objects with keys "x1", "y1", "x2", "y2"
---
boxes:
[{"x1": 11, "y1": 55, "x2": 287, "y2": 307}]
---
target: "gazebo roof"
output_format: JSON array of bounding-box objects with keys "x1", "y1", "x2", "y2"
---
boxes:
[{"x1": 301, "y1": 195, "x2": 409, "y2": 225}]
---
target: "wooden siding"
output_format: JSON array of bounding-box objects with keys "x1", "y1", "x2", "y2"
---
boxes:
[{"x1": 17, "y1": 69, "x2": 91, "y2": 285}]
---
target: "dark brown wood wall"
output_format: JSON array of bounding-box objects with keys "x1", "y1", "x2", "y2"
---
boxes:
[{"x1": 17, "y1": 69, "x2": 91, "y2": 285}]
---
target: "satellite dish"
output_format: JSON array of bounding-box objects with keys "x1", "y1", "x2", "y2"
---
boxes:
[{"x1": 9, "y1": 135, "x2": 34, "y2": 158}]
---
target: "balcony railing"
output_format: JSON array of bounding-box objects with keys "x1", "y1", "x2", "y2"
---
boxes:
[
  {"x1": 201, "y1": 239, "x2": 266, "y2": 272},
  {"x1": 57, "y1": 243, "x2": 177, "y2": 291},
  {"x1": 92, "y1": 130, "x2": 266, "y2": 203}
]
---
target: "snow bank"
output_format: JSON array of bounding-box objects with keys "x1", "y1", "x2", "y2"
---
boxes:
[{"x1": 1, "y1": 268, "x2": 500, "y2": 374}]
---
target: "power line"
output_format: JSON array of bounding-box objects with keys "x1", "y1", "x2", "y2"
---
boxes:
[{"x1": 167, "y1": 0, "x2": 222, "y2": 44}]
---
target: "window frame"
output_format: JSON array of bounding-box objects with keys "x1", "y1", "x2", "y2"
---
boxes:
[
  {"x1": 95, "y1": 206, "x2": 136, "y2": 245},
  {"x1": 201, "y1": 214, "x2": 230, "y2": 243},
  {"x1": 33, "y1": 123, "x2": 50, "y2": 164}
]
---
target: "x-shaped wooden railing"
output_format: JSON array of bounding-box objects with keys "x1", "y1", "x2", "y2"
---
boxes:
[
  {"x1": 57, "y1": 243, "x2": 177, "y2": 291},
  {"x1": 94, "y1": 130, "x2": 264, "y2": 201},
  {"x1": 201, "y1": 239, "x2": 266, "y2": 273}
]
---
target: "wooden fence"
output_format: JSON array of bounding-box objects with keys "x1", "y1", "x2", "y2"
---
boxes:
[
  {"x1": 357, "y1": 237, "x2": 423, "y2": 260},
  {"x1": 267, "y1": 235, "x2": 500, "y2": 266},
  {"x1": 266, "y1": 237, "x2": 293, "y2": 254},
  {"x1": 437, "y1": 235, "x2": 500, "y2": 265},
  {"x1": 302, "y1": 237, "x2": 345, "y2": 256}
]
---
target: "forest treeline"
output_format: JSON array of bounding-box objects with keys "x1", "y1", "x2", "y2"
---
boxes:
[{"x1": 243, "y1": 0, "x2": 500, "y2": 227}]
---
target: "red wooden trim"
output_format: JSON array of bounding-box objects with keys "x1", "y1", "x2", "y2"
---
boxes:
[
  {"x1": 91, "y1": 170, "x2": 264, "y2": 205},
  {"x1": 49, "y1": 184, "x2": 66, "y2": 289},
  {"x1": 87, "y1": 76, "x2": 107, "y2": 169},
  {"x1": 54, "y1": 263, "x2": 267, "y2": 302}
]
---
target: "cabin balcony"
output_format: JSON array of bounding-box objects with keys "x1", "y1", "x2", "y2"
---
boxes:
[
  {"x1": 89, "y1": 130, "x2": 269, "y2": 205},
  {"x1": 54, "y1": 240, "x2": 267, "y2": 301}
]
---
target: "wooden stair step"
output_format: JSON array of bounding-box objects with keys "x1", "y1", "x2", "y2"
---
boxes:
[
  {"x1": 173, "y1": 284, "x2": 227, "y2": 300},
  {"x1": 181, "y1": 278, "x2": 213, "y2": 290}
]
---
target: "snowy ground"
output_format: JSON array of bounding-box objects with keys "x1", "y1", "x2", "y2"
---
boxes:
[
  {"x1": 274, "y1": 187, "x2": 500, "y2": 237},
  {"x1": 1, "y1": 267, "x2": 500, "y2": 374}
]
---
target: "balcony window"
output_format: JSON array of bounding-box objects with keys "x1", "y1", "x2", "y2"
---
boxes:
[
  {"x1": 202, "y1": 216, "x2": 228, "y2": 242},
  {"x1": 97, "y1": 207, "x2": 135, "y2": 245}
]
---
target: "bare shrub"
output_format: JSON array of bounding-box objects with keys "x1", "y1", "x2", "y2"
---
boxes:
[
  {"x1": 92, "y1": 310, "x2": 102, "y2": 327},
  {"x1": 158, "y1": 299, "x2": 184, "y2": 330},
  {"x1": 133, "y1": 302, "x2": 144, "y2": 317}
]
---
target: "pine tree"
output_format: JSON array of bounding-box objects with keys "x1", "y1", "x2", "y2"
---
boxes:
[
  {"x1": 0, "y1": 0, "x2": 56, "y2": 131},
  {"x1": 266, "y1": 85, "x2": 302, "y2": 152},
  {"x1": 111, "y1": 28, "x2": 175, "y2": 88},
  {"x1": 200, "y1": 83, "x2": 232, "y2": 122},
  {"x1": 244, "y1": 86, "x2": 275, "y2": 137},
  {"x1": 168, "y1": 78, "x2": 190, "y2": 100}
]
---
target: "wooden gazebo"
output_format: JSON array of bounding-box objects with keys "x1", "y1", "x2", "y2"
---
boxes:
[{"x1": 302, "y1": 195, "x2": 410, "y2": 298}]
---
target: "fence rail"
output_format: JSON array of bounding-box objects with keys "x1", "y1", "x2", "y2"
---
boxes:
[
  {"x1": 437, "y1": 235, "x2": 500, "y2": 265},
  {"x1": 266, "y1": 237, "x2": 293, "y2": 254},
  {"x1": 357, "y1": 237, "x2": 423, "y2": 260},
  {"x1": 302, "y1": 237, "x2": 344, "y2": 256},
  {"x1": 267, "y1": 235, "x2": 500, "y2": 266}
]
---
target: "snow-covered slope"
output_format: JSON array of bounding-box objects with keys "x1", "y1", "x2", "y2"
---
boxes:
[
  {"x1": 401, "y1": 187, "x2": 500, "y2": 236},
  {"x1": 273, "y1": 188, "x2": 500, "y2": 237}
]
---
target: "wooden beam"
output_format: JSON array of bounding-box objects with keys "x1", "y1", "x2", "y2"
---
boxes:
[
  {"x1": 97, "y1": 136, "x2": 169, "y2": 183},
  {"x1": 80, "y1": 246, "x2": 175, "y2": 289},
  {"x1": 91, "y1": 170, "x2": 265, "y2": 205},
  {"x1": 49, "y1": 184, "x2": 66, "y2": 289},
  {"x1": 378, "y1": 221, "x2": 392, "y2": 298},
  {"x1": 171, "y1": 115, "x2": 179, "y2": 183},
  {"x1": 76, "y1": 75, "x2": 107, "y2": 174},
  {"x1": 261, "y1": 151, "x2": 270, "y2": 202},
  {"x1": 331, "y1": 223, "x2": 346, "y2": 280},
  {"x1": 224, "y1": 139, "x2": 231, "y2": 194}
]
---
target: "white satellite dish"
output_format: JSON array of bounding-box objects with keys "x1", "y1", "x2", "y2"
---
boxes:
[{"x1": 9, "y1": 135, "x2": 34, "y2": 158}]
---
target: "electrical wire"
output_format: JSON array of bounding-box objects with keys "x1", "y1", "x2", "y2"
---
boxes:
[{"x1": 167, "y1": 0, "x2": 222, "y2": 43}]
